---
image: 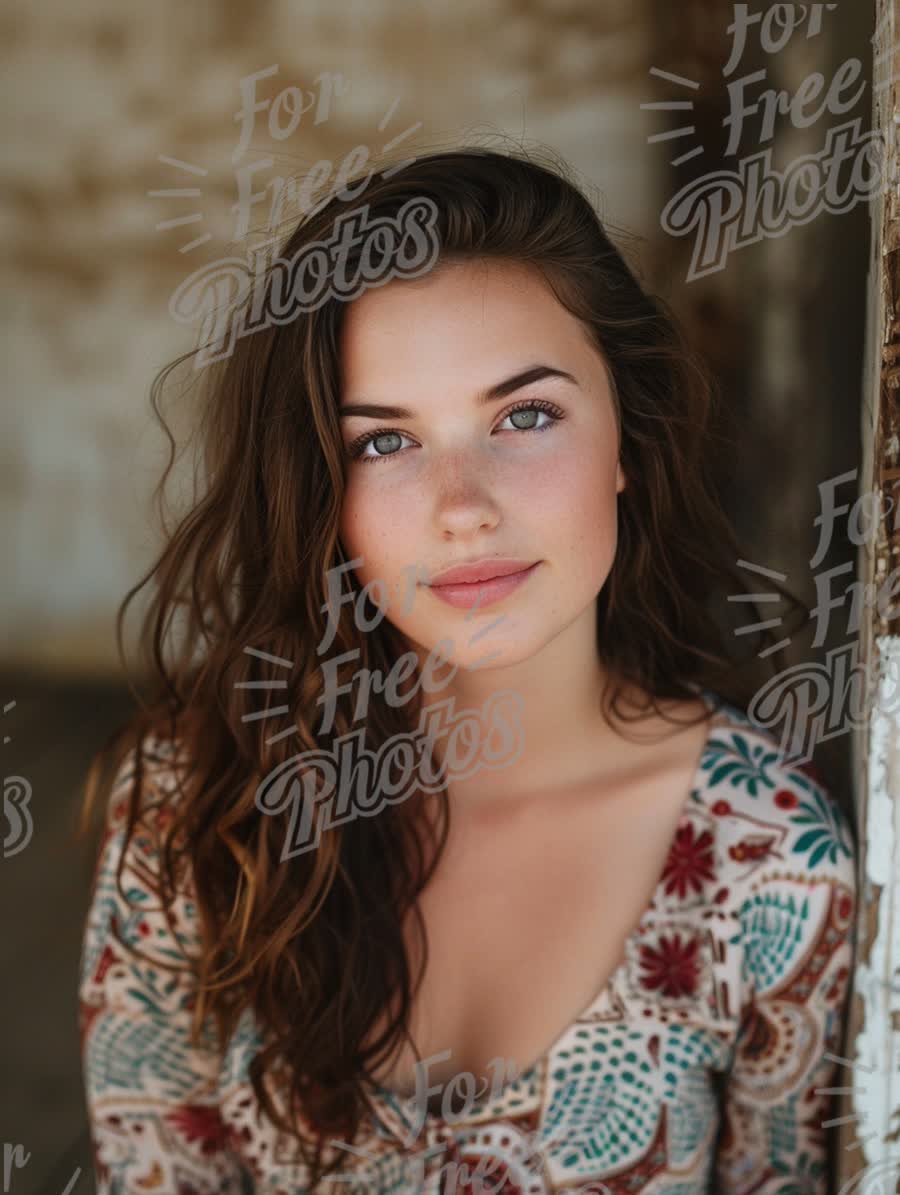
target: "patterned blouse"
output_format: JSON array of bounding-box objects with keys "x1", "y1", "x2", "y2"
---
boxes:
[{"x1": 78, "y1": 690, "x2": 858, "y2": 1194}]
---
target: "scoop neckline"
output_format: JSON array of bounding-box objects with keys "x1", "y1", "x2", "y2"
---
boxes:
[{"x1": 369, "y1": 686, "x2": 726, "y2": 1129}]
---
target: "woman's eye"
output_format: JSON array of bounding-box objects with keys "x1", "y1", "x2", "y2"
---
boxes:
[
  {"x1": 497, "y1": 403, "x2": 563, "y2": 433},
  {"x1": 348, "y1": 429, "x2": 416, "y2": 462}
]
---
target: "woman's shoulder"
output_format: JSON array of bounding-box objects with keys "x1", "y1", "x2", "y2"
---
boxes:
[
  {"x1": 696, "y1": 690, "x2": 857, "y2": 923},
  {"x1": 79, "y1": 733, "x2": 256, "y2": 1193},
  {"x1": 101, "y1": 729, "x2": 196, "y2": 831},
  {"x1": 80, "y1": 731, "x2": 203, "y2": 1004}
]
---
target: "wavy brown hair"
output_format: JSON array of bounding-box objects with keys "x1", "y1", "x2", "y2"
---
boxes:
[{"x1": 78, "y1": 144, "x2": 809, "y2": 1190}]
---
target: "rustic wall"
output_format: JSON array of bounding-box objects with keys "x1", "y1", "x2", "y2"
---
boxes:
[{"x1": 855, "y1": 0, "x2": 900, "y2": 1182}]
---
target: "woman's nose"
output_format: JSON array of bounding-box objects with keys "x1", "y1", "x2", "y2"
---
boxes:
[{"x1": 430, "y1": 451, "x2": 506, "y2": 537}]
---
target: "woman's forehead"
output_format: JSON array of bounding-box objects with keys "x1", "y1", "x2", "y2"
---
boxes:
[{"x1": 339, "y1": 261, "x2": 586, "y2": 377}]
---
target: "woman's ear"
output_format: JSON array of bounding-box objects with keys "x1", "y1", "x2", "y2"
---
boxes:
[{"x1": 616, "y1": 460, "x2": 626, "y2": 493}]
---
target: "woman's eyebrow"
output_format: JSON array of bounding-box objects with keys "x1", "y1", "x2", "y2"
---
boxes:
[{"x1": 339, "y1": 364, "x2": 578, "y2": 420}]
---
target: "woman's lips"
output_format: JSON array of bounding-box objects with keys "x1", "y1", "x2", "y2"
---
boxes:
[{"x1": 426, "y1": 561, "x2": 541, "y2": 609}]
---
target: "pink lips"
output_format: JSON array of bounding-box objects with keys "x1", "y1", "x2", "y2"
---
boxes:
[{"x1": 425, "y1": 559, "x2": 541, "y2": 610}]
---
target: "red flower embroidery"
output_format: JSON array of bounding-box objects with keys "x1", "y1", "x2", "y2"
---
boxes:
[
  {"x1": 166, "y1": 1104, "x2": 231, "y2": 1154},
  {"x1": 661, "y1": 823, "x2": 716, "y2": 900},
  {"x1": 712, "y1": 799, "x2": 732, "y2": 816},
  {"x1": 728, "y1": 834, "x2": 779, "y2": 865},
  {"x1": 93, "y1": 944, "x2": 117, "y2": 984},
  {"x1": 774, "y1": 789, "x2": 799, "y2": 810},
  {"x1": 638, "y1": 932, "x2": 701, "y2": 998}
]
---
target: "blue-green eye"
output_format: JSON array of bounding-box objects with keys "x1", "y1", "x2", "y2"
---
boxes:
[
  {"x1": 498, "y1": 400, "x2": 564, "y2": 433},
  {"x1": 350, "y1": 429, "x2": 413, "y2": 461}
]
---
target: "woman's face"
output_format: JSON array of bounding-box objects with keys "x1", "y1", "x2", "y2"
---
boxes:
[{"x1": 337, "y1": 257, "x2": 626, "y2": 670}]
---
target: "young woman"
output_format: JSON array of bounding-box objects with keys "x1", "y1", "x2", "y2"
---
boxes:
[{"x1": 77, "y1": 147, "x2": 858, "y2": 1195}]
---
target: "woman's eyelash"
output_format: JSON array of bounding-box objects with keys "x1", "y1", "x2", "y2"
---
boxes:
[{"x1": 345, "y1": 398, "x2": 566, "y2": 464}]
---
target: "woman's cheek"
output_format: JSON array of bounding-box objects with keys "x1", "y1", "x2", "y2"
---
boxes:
[
  {"x1": 340, "y1": 500, "x2": 422, "y2": 606},
  {"x1": 517, "y1": 451, "x2": 592, "y2": 519}
]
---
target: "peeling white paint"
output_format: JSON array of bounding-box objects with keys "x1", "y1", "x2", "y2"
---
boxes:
[{"x1": 854, "y1": 634, "x2": 900, "y2": 1165}]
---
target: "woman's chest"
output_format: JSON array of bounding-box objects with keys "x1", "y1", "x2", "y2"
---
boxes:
[{"x1": 368, "y1": 772, "x2": 699, "y2": 1116}]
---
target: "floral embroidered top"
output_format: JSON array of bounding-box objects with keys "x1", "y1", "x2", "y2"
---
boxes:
[{"x1": 78, "y1": 691, "x2": 858, "y2": 1194}]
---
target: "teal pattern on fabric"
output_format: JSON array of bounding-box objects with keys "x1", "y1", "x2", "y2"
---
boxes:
[{"x1": 78, "y1": 695, "x2": 858, "y2": 1194}]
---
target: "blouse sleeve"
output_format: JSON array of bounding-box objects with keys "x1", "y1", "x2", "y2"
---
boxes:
[
  {"x1": 77, "y1": 742, "x2": 253, "y2": 1195},
  {"x1": 712, "y1": 758, "x2": 858, "y2": 1195}
]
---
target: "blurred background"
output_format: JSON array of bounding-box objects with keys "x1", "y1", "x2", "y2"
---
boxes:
[{"x1": 0, "y1": 1, "x2": 875, "y2": 1191}]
